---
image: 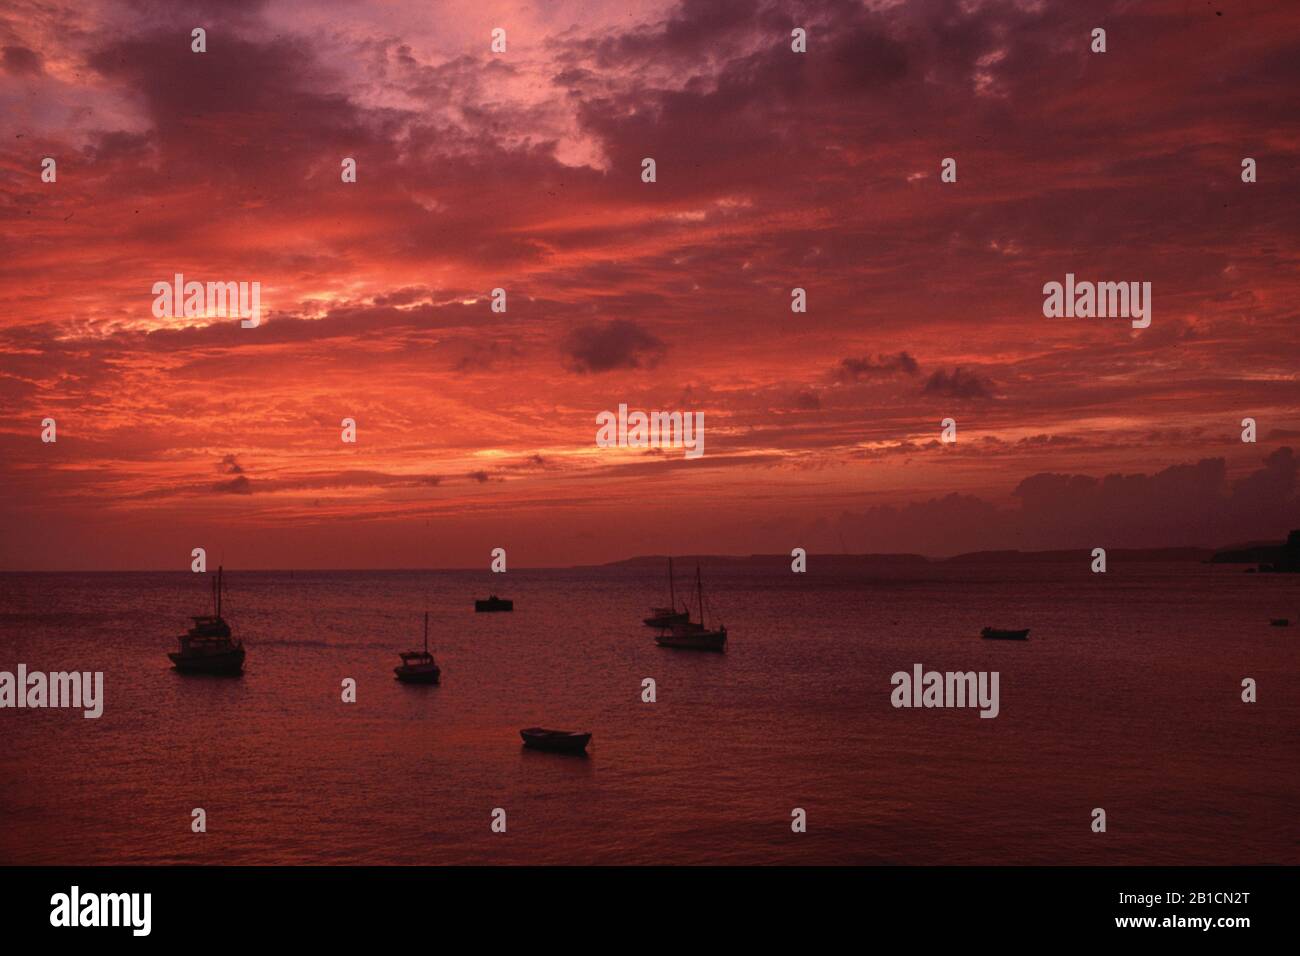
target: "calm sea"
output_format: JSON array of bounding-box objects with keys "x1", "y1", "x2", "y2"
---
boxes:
[{"x1": 1, "y1": 562, "x2": 1296, "y2": 865}]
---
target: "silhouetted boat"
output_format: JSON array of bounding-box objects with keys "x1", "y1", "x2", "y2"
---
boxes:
[
  {"x1": 475, "y1": 595, "x2": 513, "y2": 612},
  {"x1": 981, "y1": 627, "x2": 1029, "y2": 641},
  {"x1": 1270, "y1": 618, "x2": 1290, "y2": 627},
  {"x1": 644, "y1": 556, "x2": 690, "y2": 627},
  {"x1": 395, "y1": 611, "x2": 441, "y2": 683},
  {"x1": 656, "y1": 565, "x2": 727, "y2": 651},
  {"x1": 169, "y1": 566, "x2": 245, "y2": 675},
  {"x1": 520, "y1": 727, "x2": 591, "y2": 753}
]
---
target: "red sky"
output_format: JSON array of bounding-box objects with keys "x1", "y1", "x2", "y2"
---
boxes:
[{"x1": 1, "y1": 0, "x2": 1298, "y2": 570}]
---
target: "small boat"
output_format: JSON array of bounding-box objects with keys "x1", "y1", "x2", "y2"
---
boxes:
[
  {"x1": 981, "y1": 627, "x2": 1029, "y2": 641},
  {"x1": 644, "y1": 556, "x2": 691, "y2": 627},
  {"x1": 168, "y1": 566, "x2": 245, "y2": 675},
  {"x1": 475, "y1": 595, "x2": 513, "y2": 612},
  {"x1": 645, "y1": 608, "x2": 689, "y2": 627},
  {"x1": 520, "y1": 727, "x2": 592, "y2": 754},
  {"x1": 395, "y1": 611, "x2": 441, "y2": 683},
  {"x1": 655, "y1": 565, "x2": 727, "y2": 651},
  {"x1": 1270, "y1": 618, "x2": 1291, "y2": 627}
]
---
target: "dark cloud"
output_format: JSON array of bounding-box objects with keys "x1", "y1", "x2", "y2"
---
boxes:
[
  {"x1": 2, "y1": 46, "x2": 43, "y2": 76},
  {"x1": 560, "y1": 319, "x2": 666, "y2": 373},
  {"x1": 791, "y1": 389, "x2": 821, "y2": 410},
  {"x1": 833, "y1": 352, "x2": 919, "y2": 382},
  {"x1": 922, "y1": 368, "x2": 995, "y2": 401},
  {"x1": 212, "y1": 475, "x2": 253, "y2": 495},
  {"x1": 836, "y1": 448, "x2": 1300, "y2": 554}
]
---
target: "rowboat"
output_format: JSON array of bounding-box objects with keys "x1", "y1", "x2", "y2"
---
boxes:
[
  {"x1": 475, "y1": 595, "x2": 513, "y2": 612},
  {"x1": 981, "y1": 627, "x2": 1029, "y2": 641},
  {"x1": 520, "y1": 727, "x2": 591, "y2": 753}
]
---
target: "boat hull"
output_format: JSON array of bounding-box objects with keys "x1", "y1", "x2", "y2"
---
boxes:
[
  {"x1": 168, "y1": 646, "x2": 245, "y2": 675},
  {"x1": 394, "y1": 665, "x2": 441, "y2": 683},
  {"x1": 981, "y1": 628, "x2": 1029, "y2": 641},
  {"x1": 655, "y1": 627, "x2": 727, "y2": 651},
  {"x1": 520, "y1": 729, "x2": 591, "y2": 753},
  {"x1": 644, "y1": 611, "x2": 689, "y2": 628},
  {"x1": 475, "y1": 599, "x2": 513, "y2": 612}
]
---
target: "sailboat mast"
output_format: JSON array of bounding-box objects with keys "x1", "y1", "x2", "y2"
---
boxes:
[
  {"x1": 668, "y1": 556, "x2": 675, "y2": 610},
  {"x1": 216, "y1": 566, "x2": 223, "y2": 618},
  {"x1": 423, "y1": 611, "x2": 429, "y2": 654},
  {"x1": 696, "y1": 564, "x2": 704, "y2": 627}
]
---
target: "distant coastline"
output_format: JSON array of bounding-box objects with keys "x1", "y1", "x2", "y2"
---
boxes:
[
  {"x1": 599, "y1": 533, "x2": 1300, "y2": 569},
  {"x1": 5, "y1": 533, "x2": 1297, "y2": 574},
  {"x1": 595, "y1": 547, "x2": 1219, "y2": 569}
]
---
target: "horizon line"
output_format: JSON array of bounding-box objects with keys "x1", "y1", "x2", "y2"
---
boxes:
[{"x1": 0, "y1": 541, "x2": 1272, "y2": 575}]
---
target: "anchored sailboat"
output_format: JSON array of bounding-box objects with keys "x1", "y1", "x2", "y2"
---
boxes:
[
  {"x1": 168, "y1": 565, "x2": 245, "y2": 675},
  {"x1": 643, "y1": 556, "x2": 690, "y2": 628},
  {"x1": 395, "y1": 611, "x2": 441, "y2": 683},
  {"x1": 655, "y1": 564, "x2": 727, "y2": 651}
]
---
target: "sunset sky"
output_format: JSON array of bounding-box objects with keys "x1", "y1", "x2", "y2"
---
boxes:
[{"x1": 1, "y1": 0, "x2": 1298, "y2": 570}]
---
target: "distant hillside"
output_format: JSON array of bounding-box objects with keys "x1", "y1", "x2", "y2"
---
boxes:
[
  {"x1": 1210, "y1": 542, "x2": 1285, "y2": 564},
  {"x1": 944, "y1": 547, "x2": 1215, "y2": 564},
  {"x1": 597, "y1": 547, "x2": 1220, "y2": 568},
  {"x1": 597, "y1": 553, "x2": 931, "y2": 569}
]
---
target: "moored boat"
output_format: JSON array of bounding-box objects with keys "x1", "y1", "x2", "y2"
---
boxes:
[
  {"x1": 645, "y1": 608, "x2": 689, "y2": 628},
  {"x1": 520, "y1": 727, "x2": 592, "y2": 753},
  {"x1": 168, "y1": 566, "x2": 245, "y2": 675},
  {"x1": 655, "y1": 621, "x2": 727, "y2": 651},
  {"x1": 475, "y1": 595, "x2": 513, "y2": 612},
  {"x1": 644, "y1": 556, "x2": 690, "y2": 627},
  {"x1": 655, "y1": 565, "x2": 727, "y2": 651},
  {"x1": 395, "y1": 611, "x2": 441, "y2": 683},
  {"x1": 981, "y1": 627, "x2": 1029, "y2": 641}
]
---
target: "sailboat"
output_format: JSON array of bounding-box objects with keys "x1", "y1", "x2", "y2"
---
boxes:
[
  {"x1": 168, "y1": 565, "x2": 246, "y2": 675},
  {"x1": 395, "y1": 611, "x2": 441, "y2": 683},
  {"x1": 643, "y1": 556, "x2": 690, "y2": 627},
  {"x1": 655, "y1": 564, "x2": 727, "y2": 651}
]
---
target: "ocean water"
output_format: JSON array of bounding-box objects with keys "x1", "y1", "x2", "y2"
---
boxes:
[{"x1": 0, "y1": 562, "x2": 1296, "y2": 865}]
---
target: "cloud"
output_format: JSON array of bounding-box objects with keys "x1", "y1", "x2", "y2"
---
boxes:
[
  {"x1": 2, "y1": 46, "x2": 43, "y2": 76},
  {"x1": 791, "y1": 389, "x2": 821, "y2": 410},
  {"x1": 833, "y1": 352, "x2": 919, "y2": 382},
  {"x1": 560, "y1": 319, "x2": 667, "y2": 373},
  {"x1": 922, "y1": 368, "x2": 995, "y2": 401},
  {"x1": 835, "y1": 447, "x2": 1300, "y2": 554},
  {"x1": 212, "y1": 475, "x2": 253, "y2": 495}
]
